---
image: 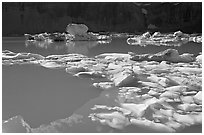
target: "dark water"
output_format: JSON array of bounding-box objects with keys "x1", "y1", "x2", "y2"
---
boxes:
[{"x1": 2, "y1": 37, "x2": 202, "y2": 132}]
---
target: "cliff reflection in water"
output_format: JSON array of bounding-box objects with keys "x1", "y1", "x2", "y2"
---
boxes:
[{"x1": 25, "y1": 40, "x2": 111, "y2": 55}]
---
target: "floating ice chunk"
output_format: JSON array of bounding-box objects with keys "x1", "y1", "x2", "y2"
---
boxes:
[
  {"x1": 121, "y1": 103, "x2": 148, "y2": 117},
  {"x1": 91, "y1": 112, "x2": 130, "y2": 130},
  {"x1": 151, "y1": 68, "x2": 170, "y2": 74},
  {"x1": 189, "y1": 112, "x2": 202, "y2": 124},
  {"x1": 112, "y1": 107, "x2": 132, "y2": 116},
  {"x1": 174, "y1": 67, "x2": 202, "y2": 74},
  {"x1": 193, "y1": 91, "x2": 202, "y2": 104},
  {"x1": 147, "y1": 75, "x2": 175, "y2": 87},
  {"x1": 164, "y1": 120, "x2": 184, "y2": 131},
  {"x1": 180, "y1": 96, "x2": 195, "y2": 104},
  {"x1": 143, "y1": 64, "x2": 158, "y2": 70},
  {"x1": 165, "y1": 86, "x2": 188, "y2": 93},
  {"x1": 179, "y1": 53, "x2": 195, "y2": 62},
  {"x1": 160, "y1": 91, "x2": 180, "y2": 99},
  {"x1": 130, "y1": 118, "x2": 176, "y2": 132},
  {"x1": 173, "y1": 31, "x2": 183, "y2": 37},
  {"x1": 111, "y1": 70, "x2": 138, "y2": 87},
  {"x1": 177, "y1": 103, "x2": 201, "y2": 112},
  {"x1": 119, "y1": 87, "x2": 141, "y2": 93},
  {"x1": 130, "y1": 49, "x2": 195, "y2": 63},
  {"x1": 158, "y1": 109, "x2": 174, "y2": 117},
  {"x1": 182, "y1": 91, "x2": 197, "y2": 96},
  {"x1": 40, "y1": 61, "x2": 65, "y2": 69},
  {"x1": 96, "y1": 53, "x2": 131, "y2": 60},
  {"x1": 107, "y1": 63, "x2": 123, "y2": 70},
  {"x1": 148, "y1": 89, "x2": 160, "y2": 96},
  {"x1": 173, "y1": 113, "x2": 195, "y2": 126},
  {"x1": 152, "y1": 113, "x2": 169, "y2": 123},
  {"x1": 196, "y1": 54, "x2": 202, "y2": 63},
  {"x1": 2, "y1": 115, "x2": 31, "y2": 133},
  {"x1": 151, "y1": 32, "x2": 161, "y2": 38},
  {"x1": 93, "y1": 82, "x2": 114, "y2": 89},
  {"x1": 65, "y1": 66, "x2": 87, "y2": 74},
  {"x1": 74, "y1": 71, "x2": 105, "y2": 78},
  {"x1": 139, "y1": 81, "x2": 163, "y2": 88},
  {"x1": 2, "y1": 52, "x2": 44, "y2": 61}
]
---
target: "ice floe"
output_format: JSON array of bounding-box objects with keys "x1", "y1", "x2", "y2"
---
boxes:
[
  {"x1": 127, "y1": 31, "x2": 202, "y2": 46},
  {"x1": 25, "y1": 24, "x2": 111, "y2": 42},
  {"x1": 2, "y1": 47, "x2": 202, "y2": 132}
]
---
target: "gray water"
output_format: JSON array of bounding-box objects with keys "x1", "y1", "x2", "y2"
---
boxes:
[{"x1": 2, "y1": 37, "x2": 202, "y2": 132}]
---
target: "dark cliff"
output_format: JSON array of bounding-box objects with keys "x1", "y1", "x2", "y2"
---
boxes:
[{"x1": 2, "y1": 2, "x2": 202, "y2": 36}]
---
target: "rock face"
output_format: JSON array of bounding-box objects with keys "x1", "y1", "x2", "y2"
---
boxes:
[{"x1": 2, "y1": 2, "x2": 201, "y2": 36}]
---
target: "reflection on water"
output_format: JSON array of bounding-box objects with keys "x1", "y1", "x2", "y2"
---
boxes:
[
  {"x1": 3, "y1": 37, "x2": 202, "y2": 57},
  {"x1": 25, "y1": 40, "x2": 111, "y2": 55}
]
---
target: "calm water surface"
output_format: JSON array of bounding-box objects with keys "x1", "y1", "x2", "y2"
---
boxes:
[{"x1": 2, "y1": 37, "x2": 202, "y2": 132}]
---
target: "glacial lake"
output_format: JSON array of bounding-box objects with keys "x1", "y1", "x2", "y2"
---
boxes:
[{"x1": 2, "y1": 36, "x2": 202, "y2": 132}]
